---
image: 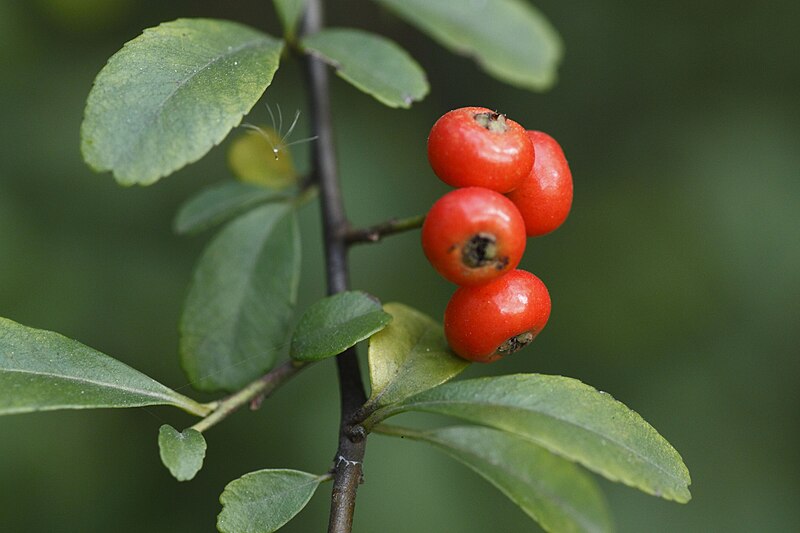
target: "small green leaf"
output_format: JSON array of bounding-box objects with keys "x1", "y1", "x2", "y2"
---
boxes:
[
  {"x1": 0, "y1": 317, "x2": 210, "y2": 417},
  {"x1": 218, "y1": 469, "x2": 325, "y2": 533},
  {"x1": 382, "y1": 425, "x2": 613, "y2": 533},
  {"x1": 180, "y1": 204, "x2": 301, "y2": 392},
  {"x1": 228, "y1": 126, "x2": 299, "y2": 189},
  {"x1": 174, "y1": 181, "x2": 292, "y2": 235},
  {"x1": 290, "y1": 291, "x2": 392, "y2": 362},
  {"x1": 374, "y1": 374, "x2": 692, "y2": 503},
  {"x1": 372, "y1": 0, "x2": 562, "y2": 90},
  {"x1": 273, "y1": 0, "x2": 308, "y2": 37},
  {"x1": 81, "y1": 18, "x2": 284, "y2": 185},
  {"x1": 366, "y1": 303, "x2": 468, "y2": 410},
  {"x1": 158, "y1": 424, "x2": 207, "y2": 481},
  {"x1": 302, "y1": 28, "x2": 429, "y2": 108}
]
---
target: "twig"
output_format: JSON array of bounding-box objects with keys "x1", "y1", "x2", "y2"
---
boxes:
[{"x1": 190, "y1": 360, "x2": 308, "y2": 434}]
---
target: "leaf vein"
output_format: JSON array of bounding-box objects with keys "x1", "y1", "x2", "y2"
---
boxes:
[
  {"x1": 123, "y1": 36, "x2": 273, "y2": 167},
  {"x1": 408, "y1": 399, "x2": 685, "y2": 484},
  {"x1": 0, "y1": 367, "x2": 178, "y2": 405},
  {"x1": 427, "y1": 436, "x2": 602, "y2": 531}
]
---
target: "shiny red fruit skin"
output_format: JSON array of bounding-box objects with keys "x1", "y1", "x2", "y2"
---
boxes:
[
  {"x1": 422, "y1": 187, "x2": 526, "y2": 286},
  {"x1": 444, "y1": 270, "x2": 551, "y2": 362},
  {"x1": 506, "y1": 131, "x2": 573, "y2": 237},
  {"x1": 427, "y1": 107, "x2": 534, "y2": 193}
]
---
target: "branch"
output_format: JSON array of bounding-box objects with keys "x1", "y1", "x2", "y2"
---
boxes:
[
  {"x1": 345, "y1": 214, "x2": 426, "y2": 245},
  {"x1": 190, "y1": 360, "x2": 308, "y2": 434},
  {"x1": 300, "y1": 1, "x2": 369, "y2": 532}
]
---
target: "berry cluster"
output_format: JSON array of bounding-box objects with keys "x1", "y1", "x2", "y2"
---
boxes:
[{"x1": 422, "y1": 107, "x2": 573, "y2": 362}]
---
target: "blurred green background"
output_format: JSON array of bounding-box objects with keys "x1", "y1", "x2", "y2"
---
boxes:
[{"x1": 1, "y1": 0, "x2": 799, "y2": 531}]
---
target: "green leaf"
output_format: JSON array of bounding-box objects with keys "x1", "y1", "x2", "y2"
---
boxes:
[
  {"x1": 0, "y1": 317, "x2": 210, "y2": 417},
  {"x1": 227, "y1": 126, "x2": 299, "y2": 189},
  {"x1": 374, "y1": 374, "x2": 692, "y2": 503},
  {"x1": 372, "y1": 0, "x2": 562, "y2": 90},
  {"x1": 302, "y1": 28, "x2": 429, "y2": 108},
  {"x1": 382, "y1": 425, "x2": 613, "y2": 533},
  {"x1": 273, "y1": 0, "x2": 308, "y2": 37},
  {"x1": 290, "y1": 291, "x2": 392, "y2": 362},
  {"x1": 81, "y1": 18, "x2": 284, "y2": 185},
  {"x1": 174, "y1": 181, "x2": 292, "y2": 235},
  {"x1": 180, "y1": 204, "x2": 301, "y2": 392},
  {"x1": 218, "y1": 469, "x2": 325, "y2": 533},
  {"x1": 365, "y1": 303, "x2": 469, "y2": 410},
  {"x1": 158, "y1": 424, "x2": 207, "y2": 481}
]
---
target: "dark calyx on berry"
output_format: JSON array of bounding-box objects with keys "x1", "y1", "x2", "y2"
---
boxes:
[
  {"x1": 473, "y1": 111, "x2": 508, "y2": 133},
  {"x1": 462, "y1": 232, "x2": 508, "y2": 270},
  {"x1": 496, "y1": 332, "x2": 535, "y2": 357}
]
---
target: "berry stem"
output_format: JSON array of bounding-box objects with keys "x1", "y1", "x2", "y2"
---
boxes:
[
  {"x1": 345, "y1": 213, "x2": 426, "y2": 245},
  {"x1": 301, "y1": 1, "x2": 368, "y2": 532}
]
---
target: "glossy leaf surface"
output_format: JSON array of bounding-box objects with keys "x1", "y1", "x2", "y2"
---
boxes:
[
  {"x1": 385, "y1": 425, "x2": 613, "y2": 533},
  {"x1": 180, "y1": 204, "x2": 300, "y2": 392},
  {"x1": 366, "y1": 303, "x2": 468, "y2": 410},
  {"x1": 218, "y1": 469, "x2": 324, "y2": 533},
  {"x1": 0, "y1": 318, "x2": 210, "y2": 416},
  {"x1": 373, "y1": 0, "x2": 561, "y2": 90},
  {"x1": 302, "y1": 28, "x2": 428, "y2": 108},
  {"x1": 174, "y1": 181, "x2": 292, "y2": 235},
  {"x1": 378, "y1": 374, "x2": 692, "y2": 502},
  {"x1": 291, "y1": 291, "x2": 392, "y2": 362}
]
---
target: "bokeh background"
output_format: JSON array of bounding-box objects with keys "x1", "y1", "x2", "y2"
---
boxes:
[{"x1": 1, "y1": 0, "x2": 799, "y2": 531}]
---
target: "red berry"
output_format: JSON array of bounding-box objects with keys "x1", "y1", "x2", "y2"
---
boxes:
[
  {"x1": 427, "y1": 107, "x2": 534, "y2": 193},
  {"x1": 506, "y1": 131, "x2": 573, "y2": 237},
  {"x1": 444, "y1": 270, "x2": 551, "y2": 362},
  {"x1": 422, "y1": 187, "x2": 526, "y2": 286}
]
